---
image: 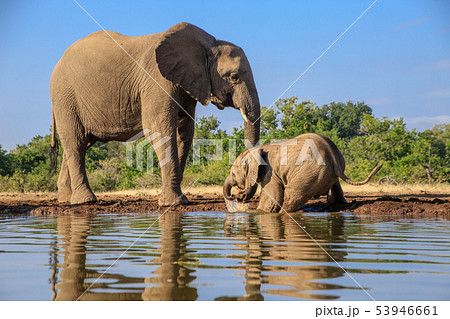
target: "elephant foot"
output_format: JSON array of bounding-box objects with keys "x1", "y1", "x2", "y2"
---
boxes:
[
  {"x1": 57, "y1": 190, "x2": 72, "y2": 203},
  {"x1": 327, "y1": 195, "x2": 347, "y2": 206},
  {"x1": 328, "y1": 181, "x2": 346, "y2": 206},
  {"x1": 282, "y1": 203, "x2": 298, "y2": 213},
  {"x1": 257, "y1": 201, "x2": 281, "y2": 213},
  {"x1": 283, "y1": 196, "x2": 309, "y2": 213},
  {"x1": 70, "y1": 189, "x2": 97, "y2": 205},
  {"x1": 327, "y1": 190, "x2": 347, "y2": 206},
  {"x1": 158, "y1": 191, "x2": 189, "y2": 207}
]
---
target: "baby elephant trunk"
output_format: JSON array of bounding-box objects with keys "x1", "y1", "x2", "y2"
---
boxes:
[
  {"x1": 242, "y1": 184, "x2": 258, "y2": 202},
  {"x1": 223, "y1": 175, "x2": 236, "y2": 200}
]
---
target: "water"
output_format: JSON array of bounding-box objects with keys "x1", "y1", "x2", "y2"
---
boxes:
[{"x1": 0, "y1": 212, "x2": 449, "y2": 301}]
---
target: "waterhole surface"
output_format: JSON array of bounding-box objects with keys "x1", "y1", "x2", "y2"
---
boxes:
[{"x1": 0, "y1": 212, "x2": 449, "y2": 300}]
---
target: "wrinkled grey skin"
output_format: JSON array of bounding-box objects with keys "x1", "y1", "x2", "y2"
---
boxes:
[
  {"x1": 223, "y1": 133, "x2": 381, "y2": 213},
  {"x1": 50, "y1": 22, "x2": 260, "y2": 205}
]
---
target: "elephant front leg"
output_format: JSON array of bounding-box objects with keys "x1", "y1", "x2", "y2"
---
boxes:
[
  {"x1": 176, "y1": 102, "x2": 195, "y2": 177},
  {"x1": 142, "y1": 103, "x2": 187, "y2": 206},
  {"x1": 257, "y1": 181, "x2": 284, "y2": 213}
]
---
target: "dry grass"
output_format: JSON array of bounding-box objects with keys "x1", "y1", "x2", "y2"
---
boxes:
[
  {"x1": 104, "y1": 183, "x2": 450, "y2": 197},
  {"x1": 1, "y1": 183, "x2": 448, "y2": 201},
  {"x1": 341, "y1": 183, "x2": 450, "y2": 195},
  {"x1": 102, "y1": 185, "x2": 224, "y2": 197},
  {"x1": 0, "y1": 192, "x2": 56, "y2": 201}
]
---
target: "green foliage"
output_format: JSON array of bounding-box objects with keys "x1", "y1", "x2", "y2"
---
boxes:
[
  {"x1": 260, "y1": 106, "x2": 278, "y2": 137},
  {"x1": 194, "y1": 115, "x2": 227, "y2": 139},
  {"x1": 183, "y1": 159, "x2": 230, "y2": 186},
  {"x1": 346, "y1": 116, "x2": 448, "y2": 182},
  {"x1": 0, "y1": 135, "x2": 59, "y2": 192},
  {"x1": 9, "y1": 135, "x2": 51, "y2": 174},
  {"x1": 278, "y1": 98, "x2": 325, "y2": 137},
  {"x1": 325, "y1": 101, "x2": 372, "y2": 139},
  {"x1": 0, "y1": 145, "x2": 12, "y2": 176},
  {"x1": 0, "y1": 98, "x2": 448, "y2": 193},
  {"x1": 87, "y1": 158, "x2": 123, "y2": 192}
]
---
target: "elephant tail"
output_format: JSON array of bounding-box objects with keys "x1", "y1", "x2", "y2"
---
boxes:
[
  {"x1": 338, "y1": 162, "x2": 383, "y2": 186},
  {"x1": 51, "y1": 111, "x2": 57, "y2": 147},
  {"x1": 49, "y1": 110, "x2": 59, "y2": 174}
]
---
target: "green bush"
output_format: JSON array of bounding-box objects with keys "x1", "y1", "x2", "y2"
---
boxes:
[
  {"x1": 87, "y1": 159, "x2": 120, "y2": 191},
  {"x1": 133, "y1": 173, "x2": 162, "y2": 189}
]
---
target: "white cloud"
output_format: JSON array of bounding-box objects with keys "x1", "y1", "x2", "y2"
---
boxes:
[
  {"x1": 419, "y1": 58, "x2": 450, "y2": 71},
  {"x1": 368, "y1": 97, "x2": 394, "y2": 106},
  {"x1": 423, "y1": 88, "x2": 450, "y2": 98},
  {"x1": 404, "y1": 115, "x2": 450, "y2": 131},
  {"x1": 390, "y1": 16, "x2": 430, "y2": 31}
]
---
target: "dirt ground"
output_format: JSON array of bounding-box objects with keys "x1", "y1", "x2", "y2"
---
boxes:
[{"x1": 0, "y1": 185, "x2": 449, "y2": 218}]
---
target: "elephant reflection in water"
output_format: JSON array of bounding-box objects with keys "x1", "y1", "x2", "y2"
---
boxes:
[
  {"x1": 53, "y1": 213, "x2": 347, "y2": 300},
  {"x1": 142, "y1": 212, "x2": 197, "y2": 301},
  {"x1": 54, "y1": 216, "x2": 90, "y2": 301},
  {"x1": 219, "y1": 214, "x2": 264, "y2": 301},
  {"x1": 54, "y1": 216, "x2": 143, "y2": 300},
  {"x1": 53, "y1": 214, "x2": 197, "y2": 301},
  {"x1": 220, "y1": 213, "x2": 347, "y2": 300},
  {"x1": 258, "y1": 213, "x2": 347, "y2": 300}
]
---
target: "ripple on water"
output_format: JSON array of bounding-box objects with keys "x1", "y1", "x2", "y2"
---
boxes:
[{"x1": 0, "y1": 212, "x2": 449, "y2": 300}]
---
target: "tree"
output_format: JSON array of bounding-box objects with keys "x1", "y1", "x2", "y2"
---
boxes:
[
  {"x1": 0, "y1": 145, "x2": 12, "y2": 176},
  {"x1": 260, "y1": 106, "x2": 279, "y2": 138},
  {"x1": 9, "y1": 135, "x2": 52, "y2": 174},
  {"x1": 412, "y1": 124, "x2": 449, "y2": 182},
  {"x1": 324, "y1": 101, "x2": 372, "y2": 139},
  {"x1": 277, "y1": 98, "x2": 324, "y2": 138},
  {"x1": 194, "y1": 116, "x2": 227, "y2": 139}
]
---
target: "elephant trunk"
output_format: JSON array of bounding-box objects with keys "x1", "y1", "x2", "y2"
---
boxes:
[
  {"x1": 244, "y1": 113, "x2": 260, "y2": 148},
  {"x1": 223, "y1": 175, "x2": 236, "y2": 200},
  {"x1": 242, "y1": 184, "x2": 258, "y2": 202},
  {"x1": 237, "y1": 83, "x2": 261, "y2": 148}
]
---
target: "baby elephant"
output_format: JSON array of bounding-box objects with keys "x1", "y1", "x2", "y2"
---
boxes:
[{"x1": 223, "y1": 133, "x2": 381, "y2": 213}]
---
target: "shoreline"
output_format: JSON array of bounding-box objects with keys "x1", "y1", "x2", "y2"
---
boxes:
[{"x1": 0, "y1": 183, "x2": 449, "y2": 218}]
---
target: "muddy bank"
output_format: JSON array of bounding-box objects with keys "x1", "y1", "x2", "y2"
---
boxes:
[{"x1": 0, "y1": 192, "x2": 449, "y2": 218}]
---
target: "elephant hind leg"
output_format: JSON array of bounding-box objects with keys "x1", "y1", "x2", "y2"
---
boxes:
[
  {"x1": 57, "y1": 140, "x2": 97, "y2": 203},
  {"x1": 57, "y1": 153, "x2": 72, "y2": 203},
  {"x1": 327, "y1": 180, "x2": 346, "y2": 206},
  {"x1": 57, "y1": 129, "x2": 96, "y2": 205},
  {"x1": 66, "y1": 142, "x2": 97, "y2": 205}
]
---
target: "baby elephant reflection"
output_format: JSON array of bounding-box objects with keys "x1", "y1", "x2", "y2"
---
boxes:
[
  {"x1": 219, "y1": 213, "x2": 348, "y2": 300},
  {"x1": 223, "y1": 133, "x2": 382, "y2": 212}
]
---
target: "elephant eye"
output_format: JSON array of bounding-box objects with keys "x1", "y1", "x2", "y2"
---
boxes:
[{"x1": 229, "y1": 73, "x2": 239, "y2": 82}]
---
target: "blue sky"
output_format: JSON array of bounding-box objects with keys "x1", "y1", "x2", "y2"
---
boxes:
[{"x1": 1, "y1": 0, "x2": 449, "y2": 151}]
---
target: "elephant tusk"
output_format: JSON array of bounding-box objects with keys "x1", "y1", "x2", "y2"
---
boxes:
[{"x1": 240, "y1": 108, "x2": 249, "y2": 123}]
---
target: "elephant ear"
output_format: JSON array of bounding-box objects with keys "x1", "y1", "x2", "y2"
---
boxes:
[
  {"x1": 241, "y1": 148, "x2": 263, "y2": 189},
  {"x1": 155, "y1": 22, "x2": 215, "y2": 106}
]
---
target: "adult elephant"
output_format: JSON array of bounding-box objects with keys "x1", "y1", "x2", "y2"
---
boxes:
[{"x1": 50, "y1": 22, "x2": 261, "y2": 206}]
